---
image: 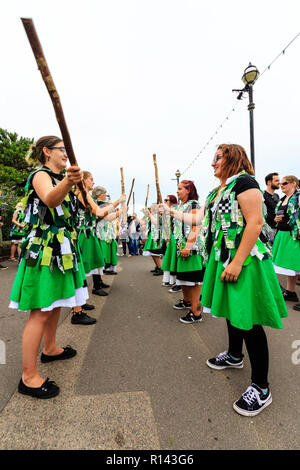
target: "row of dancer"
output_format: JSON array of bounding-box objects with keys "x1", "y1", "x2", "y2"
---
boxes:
[
  {"x1": 143, "y1": 143, "x2": 298, "y2": 417},
  {"x1": 8, "y1": 135, "x2": 126, "y2": 398}
]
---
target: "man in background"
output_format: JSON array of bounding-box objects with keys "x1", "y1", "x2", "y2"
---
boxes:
[{"x1": 263, "y1": 172, "x2": 280, "y2": 244}]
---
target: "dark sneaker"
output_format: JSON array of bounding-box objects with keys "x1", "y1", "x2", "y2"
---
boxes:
[
  {"x1": 151, "y1": 267, "x2": 159, "y2": 273},
  {"x1": 71, "y1": 311, "x2": 97, "y2": 325},
  {"x1": 169, "y1": 285, "x2": 182, "y2": 293},
  {"x1": 233, "y1": 383, "x2": 272, "y2": 417},
  {"x1": 41, "y1": 345, "x2": 77, "y2": 363},
  {"x1": 173, "y1": 299, "x2": 191, "y2": 310},
  {"x1": 92, "y1": 288, "x2": 108, "y2": 296},
  {"x1": 0, "y1": 264, "x2": 8, "y2": 271},
  {"x1": 82, "y1": 303, "x2": 95, "y2": 310},
  {"x1": 104, "y1": 270, "x2": 117, "y2": 275},
  {"x1": 282, "y1": 290, "x2": 299, "y2": 301},
  {"x1": 162, "y1": 282, "x2": 170, "y2": 286},
  {"x1": 153, "y1": 269, "x2": 163, "y2": 276},
  {"x1": 293, "y1": 304, "x2": 300, "y2": 311},
  {"x1": 179, "y1": 310, "x2": 202, "y2": 324},
  {"x1": 206, "y1": 351, "x2": 244, "y2": 370},
  {"x1": 18, "y1": 377, "x2": 60, "y2": 399}
]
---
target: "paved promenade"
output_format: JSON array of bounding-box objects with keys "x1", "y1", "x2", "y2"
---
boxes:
[{"x1": 0, "y1": 256, "x2": 299, "y2": 450}]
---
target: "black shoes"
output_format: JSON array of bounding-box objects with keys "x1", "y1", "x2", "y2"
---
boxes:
[
  {"x1": 293, "y1": 304, "x2": 300, "y2": 311},
  {"x1": 179, "y1": 311, "x2": 202, "y2": 324},
  {"x1": 169, "y1": 285, "x2": 182, "y2": 293},
  {"x1": 92, "y1": 288, "x2": 108, "y2": 296},
  {"x1": 41, "y1": 345, "x2": 77, "y2": 363},
  {"x1": 173, "y1": 299, "x2": 191, "y2": 310},
  {"x1": 82, "y1": 303, "x2": 95, "y2": 310},
  {"x1": 100, "y1": 282, "x2": 110, "y2": 289},
  {"x1": 151, "y1": 267, "x2": 160, "y2": 273},
  {"x1": 282, "y1": 290, "x2": 299, "y2": 301},
  {"x1": 206, "y1": 351, "x2": 244, "y2": 370},
  {"x1": 233, "y1": 383, "x2": 272, "y2": 417},
  {"x1": 0, "y1": 264, "x2": 8, "y2": 270},
  {"x1": 153, "y1": 269, "x2": 163, "y2": 276},
  {"x1": 71, "y1": 310, "x2": 97, "y2": 325},
  {"x1": 18, "y1": 377, "x2": 60, "y2": 399},
  {"x1": 103, "y1": 270, "x2": 117, "y2": 275}
]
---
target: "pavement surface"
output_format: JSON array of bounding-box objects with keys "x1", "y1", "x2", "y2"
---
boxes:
[{"x1": 0, "y1": 254, "x2": 299, "y2": 450}]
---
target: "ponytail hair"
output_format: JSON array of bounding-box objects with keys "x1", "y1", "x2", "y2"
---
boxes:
[
  {"x1": 25, "y1": 135, "x2": 62, "y2": 166},
  {"x1": 180, "y1": 180, "x2": 199, "y2": 201}
]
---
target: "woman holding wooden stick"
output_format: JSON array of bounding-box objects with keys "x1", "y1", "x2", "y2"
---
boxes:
[
  {"x1": 71, "y1": 173, "x2": 124, "y2": 324},
  {"x1": 9, "y1": 136, "x2": 87, "y2": 398},
  {"x1": 167, "y1": 181, "x2": 204, "y2": 323}
]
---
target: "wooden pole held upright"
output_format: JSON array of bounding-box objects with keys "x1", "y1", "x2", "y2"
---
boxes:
[
  {"x1": 127, "y1": 178, "x2": 135, "y2": 206},
  {"x1": 153, "y1": 154, "x2": 162, "y2": 204},
  {"x1": 145, "y1": 184, "x2": 150, "y2": 207},
  {"x1": 120, "y1": 168, "x2": 125, "y2": 194},
  {"x1": 20, "y1": 17, "x2": 90, "y2": 208}
]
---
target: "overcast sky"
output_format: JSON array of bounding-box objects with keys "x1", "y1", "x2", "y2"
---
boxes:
[{"x1": 1, "y1": 0, "x2": 299, "y2": 215}]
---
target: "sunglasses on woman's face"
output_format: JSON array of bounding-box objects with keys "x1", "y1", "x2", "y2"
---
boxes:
[
  {"x1": 212, "y1": 154, "x2": 223, "y2": 163},
  {"x1": 280, "y1": 182, "x2": 289, "y2": 186},
  {"x1": 164, "y1": 199, "x2": 170, "y2": 202}
]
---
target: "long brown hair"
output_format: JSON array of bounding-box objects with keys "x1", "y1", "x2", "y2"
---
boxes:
[{"x1": 217, "y1": 144, "x2": 254, "y2": 180}]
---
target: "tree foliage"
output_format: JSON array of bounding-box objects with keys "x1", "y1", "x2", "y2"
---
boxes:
[{"x1": 0, "y1": 128, "x2": 35, "y2": 240}]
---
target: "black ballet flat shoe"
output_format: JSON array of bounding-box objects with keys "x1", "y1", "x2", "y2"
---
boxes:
[
  {"x1": 40, "y1": 345, "x2": 77, "y2": 363},
  {"x1": 18, "y1": 377, "x2": 60, "y2": 399},
  {"x1": 81, "y1": 303, "x2": 95, "y2": 310}
]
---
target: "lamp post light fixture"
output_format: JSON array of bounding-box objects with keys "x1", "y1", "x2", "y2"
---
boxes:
[
  {"x1": 233, "y1": 62, "x2": 259, "y2": 170},
  {"x1": 172, "y1": 169, "x2": 181, "y2": 186}
]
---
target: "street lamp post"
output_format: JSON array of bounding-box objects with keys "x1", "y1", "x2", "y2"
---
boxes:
[
  {"x1": 172, "y1": 169, "x2": 181, "y2": 186},
  {"x1": 233, "y1": 63, "x2": 259, "y2": 170}
]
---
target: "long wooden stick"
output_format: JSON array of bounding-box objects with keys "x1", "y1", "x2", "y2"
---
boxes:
[
  {"x1": 153, "y1": 154, "x2": 162, "y2": 204},
  {"x1": 127, "y1": 178, "x2": 135, "y2": 206},
  {"x1": 120, "y1": 167, "x2": 125, "y2": 194},
  {"x1": 21, "y1": 17, "x2": 90, "y2": 208},
  {"x1": 145, "y1": 184, "x2": 150, "y2": 207}
]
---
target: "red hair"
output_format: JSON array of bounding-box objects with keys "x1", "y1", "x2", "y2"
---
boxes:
[
  {"x1": 180, "y1": 180, "x2": 199, "y2": 201},
  {"x1": 167, "y1": 194, "x2": 178, "y2": 204}
]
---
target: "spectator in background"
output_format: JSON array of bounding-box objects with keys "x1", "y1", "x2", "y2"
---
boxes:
[
  {"x1": 0, "y1": 205, "x2": 8, "y2": 270},
  {"x1": 128, "y1": 214, "x2": 140, "y2": 256},
  {"x1": 119, "y1": 219, "x2": 129, "y2": 256},
  {"x1": 9, "y1": 202, "x2": 27, "y2": 262},
  {"x1": 263, "y1": 172, "x2": 280, "y2": 244},
  {"x1": 272, "y1": 175, "x2": 300, "y2": 303}
]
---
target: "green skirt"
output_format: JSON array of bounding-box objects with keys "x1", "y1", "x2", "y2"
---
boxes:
[
  {"x1": 161, "y1": 234, "x2": 177, "y2": 273},
  {"x1": 201, "y1": 251, "x2": 288, "y2": 330},
  {"x1": 272, "y1": 230, "x2": 300, "y2": 272},
  {"x1": 143, "y1": 232, "x2": 164, "y2": 254},
  {"x1": 78, "y1": 231, "x2": 105, "y2": 275},
  {"x1": 101, "y1": 239, "x2": 118, "y2": 266},
  {"x1": 9, "y1": 249, "x2": 87, "y2": 311}
]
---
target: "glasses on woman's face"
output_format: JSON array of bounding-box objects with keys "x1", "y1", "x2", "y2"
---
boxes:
[
  {"x1": 164, "y1": 199, "x2": 170, "y2": 202},
  {"x1": 280, "y1": 182, "x2": 289, "y2": 186},
  {"x1": 47, "y1": 146, "x2": 67, "y2": 155},
  {"x1": 212, "y1": 154, "x2": 223, "y2": 163}
]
